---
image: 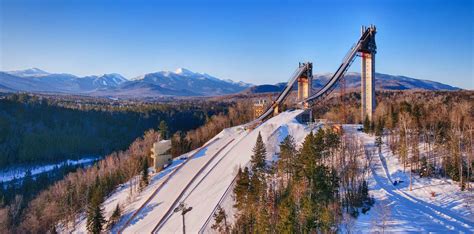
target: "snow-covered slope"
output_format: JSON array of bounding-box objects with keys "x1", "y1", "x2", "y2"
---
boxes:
[
  {"x1": 0, "y1": 69, "x2": 127, "y2": 93},
  {"x1": 65, "y1": 110, "x2": 308, "y2": 233},
  {"x1": 64, "y1": 112, "x2": 473, "y2": 233},
  {"x1": 345, "y1": 125, "x2": 473, "y2": 233},
  {"x1": 243, "y1": 72, "x2": 460, "y2": 94},
  {"x1": 108, "y1": 68, "x2": 252, "y2": 97},
  {"x1": 6, "y1": 68, "x2": 51, "y2": 77}
]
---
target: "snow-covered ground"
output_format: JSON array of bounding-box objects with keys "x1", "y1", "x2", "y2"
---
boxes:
[
  {"x1": 346, "y1": 125, "x2": 474, "y2": 233},
  {"x1": 65, "y1": 110, "x2": 308, "y2": 233},
  {"x1": 159, "y1": 110, "x2": 309, "y2": 233},
  {"x1": 64, "y1": 113, "x2": 473, "y2": 233},
  {"x1": 0, "y1": 156, "x2": 100, "y2": 183}
]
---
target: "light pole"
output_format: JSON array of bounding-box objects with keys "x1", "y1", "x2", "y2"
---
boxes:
[{"x1": 174, "y1": 202, "x2": 192, "y2": 234}]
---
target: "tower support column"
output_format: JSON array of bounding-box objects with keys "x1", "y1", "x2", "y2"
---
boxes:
[
  {"x1": 297, "y1": 62, "x2": 312, "y2": 108},
  {"x1": 361, "y1": 52, "x2": 375, "y2": 121}
]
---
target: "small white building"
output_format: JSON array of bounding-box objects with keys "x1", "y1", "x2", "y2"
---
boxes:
[{"x1": 151, "y1": 140, "x2": 172, "y2": 171}]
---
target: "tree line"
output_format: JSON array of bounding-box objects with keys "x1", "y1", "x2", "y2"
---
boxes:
[
  {"x1": 0, "y1": 96, "x2": 253, "y2": 233},
  {"x1": 0, "y1": 93, "x2": 227, "y2": 167},
  {"x1": 316, "y1": 90, "x2": 473, "y2": 191},
  {"x1": 213, "y1": 127, "x2": 373, "y2": 233},
  {"x1": 0, "y1": 129, "x2": 159, "y2": 233},
  {"x1": 170, "y1": 101, "x2": 253, "y2": 157}
]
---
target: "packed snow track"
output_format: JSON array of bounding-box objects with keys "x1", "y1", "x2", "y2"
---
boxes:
[{"x1": 116, "y1": 110, "x2": 305, "y2": 233}]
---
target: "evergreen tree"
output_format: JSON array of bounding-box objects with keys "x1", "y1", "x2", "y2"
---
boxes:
[
  {"x1": 86, "y1": 188, "x2": 105, "y2": 234},
  {"x1": 22, "y1": 169, "x2": 34, "y2": 201},
  {"x1": 276, "y1": 190, "x2": 296, "y2": 233},
  {"x1": 106, "y1": 203, "x2": 122, "y2": 230},
  {"x1": 251, "y1": 132, "x2": 267, "y2": 173},
  {"x1": 420, "y1": 156, "x2": 430, "y2": 177},
  {"x1": 278, "y1": 135, "x2": 297, "y2": 179},
  {"x1": 233, "y1": 167, "x2": 250, "y2": 211},
  {"x1": 299, "y1": 132, "x2": 319, "y2": 178},
  {"x1": 159, "y1": 120, "x2": 169, "y2": 139},
  {"x1": 140, "y1": 157, "x2": 149, "y2": 189},
  {"x1": 375, "y1": 135, "x2": 383, "y2": 153},
  {"x1": 255, "y1": 193, "x2": 270, "y2": 233},
  {"x1": 211, "y1": 205, "x2": 229, "y2": 233},
  {"x1": 363, "y1": 115, "x2": 371, "y2": 133}
]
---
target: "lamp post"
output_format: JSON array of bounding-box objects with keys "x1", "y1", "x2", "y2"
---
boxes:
[{"x1": 174, "y1": 202, "x2": 192, "y2": 234}]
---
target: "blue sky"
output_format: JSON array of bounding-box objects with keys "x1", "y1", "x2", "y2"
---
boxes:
[{"x1": 1, "y1": 0, "x2": 472, "y2": 88}]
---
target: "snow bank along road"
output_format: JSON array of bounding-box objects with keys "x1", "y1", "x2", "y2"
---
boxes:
[
  {"x1": 116, "y1": 110, "x2": 304, "y2": 233},
  {"x1": 347, "y1": 125, "x2": 474, "y2": 233}
]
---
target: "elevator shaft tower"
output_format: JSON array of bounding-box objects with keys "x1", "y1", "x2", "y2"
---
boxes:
[{"x1": 359, "y1": 25, "x2": 377, "y2": 121}]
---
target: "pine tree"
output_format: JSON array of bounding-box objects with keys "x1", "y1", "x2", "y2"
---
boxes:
[
  {"x1": 86, "y1": 189, "x2": 105, "y2": 234},
  {"x1": 140, "y1": 157, "x2": 149, "y2": 189},
  {"x1": 233, "y1": 167, "x2": 250, "y2": 211},
  {"x1": 375, "y1": 117, "x2": 384, "y2": 153},
  {"x1": 159, "y1": 120, "x2": 168, "y2": 139},
  {"x1": 279, "y1": 135, "x2": 297, "y2": 180},
  {"x1": 251, "y1": 132, "x2": 267, "y2": 173},
  {"x1": 211, "y1": 205, "x2": 229, "y2": 233},
  {"x1": 299, "y1": 132, "x2": 319, "y2": 178},
  {"x1": 363, "y1": 115, "x2": 371, "y2": 133},
  {"x1": 255, "y1": 193, "x2": 270, "y2": 233},
  {"x1": 375, "y1": 135, "x2": 383, "y2": 153},
  {"x1": 106, "y1": 203, "x2": 122, "y2": 230}
]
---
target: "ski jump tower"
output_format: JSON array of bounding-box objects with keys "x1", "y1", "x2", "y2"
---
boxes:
[
  {"x1": 254, "y1": 25, "x2": 377, "y2": 124},
  {"x1": 359, "y1": 25, "x2": 377, "y2": 121},
  {"x1": 297, "y1": 62, "x2": 313, "y2": 107}
]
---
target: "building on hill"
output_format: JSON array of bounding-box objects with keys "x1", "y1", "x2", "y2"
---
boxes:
[
  {"x1": 151, "y1": 140, "x2": 172, "y2": 171},
  {"x1": 253, "y1": 99, "x2": 268, "y2": 119}
]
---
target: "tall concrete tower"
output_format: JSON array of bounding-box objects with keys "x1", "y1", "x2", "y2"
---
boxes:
[
  {"x1": 360, "y1": 25, "x2": 377, "y2": 122},
  {"x1": 297, "y1": 62, "x2": 313, "y2": 108}
]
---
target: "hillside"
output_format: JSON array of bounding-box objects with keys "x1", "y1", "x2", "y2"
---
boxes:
[
  {"x1": 62, "y1": 110, "x2": 473, "y2": 233},
  {"x1": 243, "y1": 72, "x2": 460, "y2": 94}
]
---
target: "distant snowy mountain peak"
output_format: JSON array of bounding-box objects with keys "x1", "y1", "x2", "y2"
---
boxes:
[
  {"x1": 1, "y1": 67, "x2": 458, "y2": 98},
  {"x1": 7, "y1": 68, "x2": 50, "y2": 77},
  {"x1": 174, "y1": 68, "x2": 195, "y2": 76},
  {"x1": 92, "y1": 73, "x2": 127, "y2": 87},
  {"x1": 244, "y1": 72, "x2": 460, "y2": 94},
  {"x1": 117, "y1": 68, "x2": 253, "y2": 97}
]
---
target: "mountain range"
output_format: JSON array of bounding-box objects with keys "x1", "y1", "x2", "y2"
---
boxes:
[
  {"x1": 243, "y1": 72, "x2": 460, "y2": 94},
  {"x1": 0, "y1": 68, "x2": 252, "y2": 97},
  {"x1": 0, "y1": 68, "x2": 460, "y2": 98}
]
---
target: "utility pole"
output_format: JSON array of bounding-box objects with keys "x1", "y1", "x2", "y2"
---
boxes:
[{"x1": 174, "y1": 202, "x2": 192, "y2": 234}]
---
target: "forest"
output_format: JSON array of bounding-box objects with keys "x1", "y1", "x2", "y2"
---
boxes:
[
  {"x1": 314, "y1": 90, "x2": 473, "y2": 190},
  {"x1": 0, "y1": 90, "x2": 471, "y2": 233},
  {"x1": 0, "y1": 97, "x2": 253, "y2": 233},
  {"x1": 212, "y1": 128, "x2": 373, "y2": 233},
  {"x1": 0, "y1": 93, "x2": 229, "y2": 167},
  {"x1": 209, "y1": 90, "x2": 473, "y2": 233}
]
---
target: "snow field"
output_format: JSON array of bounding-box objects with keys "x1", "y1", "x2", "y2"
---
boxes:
[
  {"x1": 158, "y1": 110, "x2": 305, "y2": 233},
  {"x1": 346, "y1": 125, "x2": 474, "y2": 233},
  {"x1": 121, "y1": 126, "x2": 246, "y2": 233},
  {"x1": 65, "y1": 115, "x2": 474, "y2": 233}
]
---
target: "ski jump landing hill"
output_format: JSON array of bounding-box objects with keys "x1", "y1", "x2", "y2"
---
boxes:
[{"x1": 113, "y1": 110, "x2": 311, "y2": 233}]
